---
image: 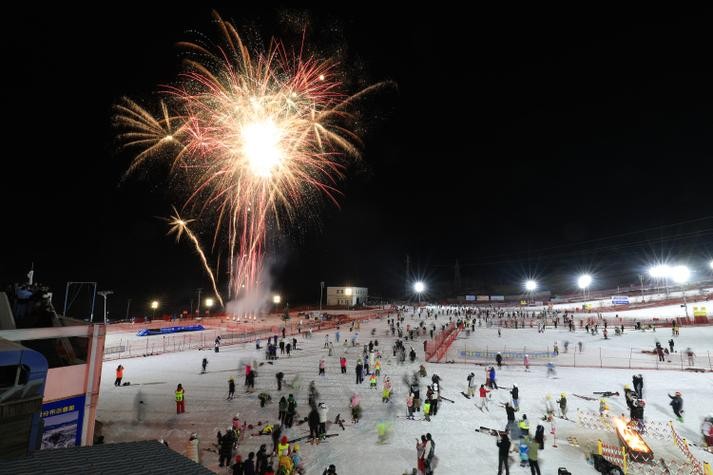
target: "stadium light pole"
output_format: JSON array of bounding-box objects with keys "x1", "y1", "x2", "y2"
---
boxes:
[
  {"x1": 671, "y1": 265, "x2": 690, "y2": 319},
  {"x1": 577, "y1": 274, "x2": 592, "y2": 299},
  {"x1": 319, "y1": 281, "x2": 324, "y2": 312},
  {"x1": 524, "y1": 280, "x2": 537, "y2": 305},
  {"x1": 709, "y1": 260, "x2": 713, "y2": 271},
  {"x1": 97, "y1": 290, "x2": 113, "y2": 325},
  {"x1": 414, "y1": 281, "x2": 425, "y2": 304},
  {"x1": 150, "y1": 300, "x2": 159, "y2": 320},
  {"x1": 204, "y1": 297, "x2": 214, "y2": 316}
]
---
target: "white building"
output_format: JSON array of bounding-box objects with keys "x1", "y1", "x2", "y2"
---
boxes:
[{"x1": 326, "y1": 286, "x2": 368, "y2": 307}]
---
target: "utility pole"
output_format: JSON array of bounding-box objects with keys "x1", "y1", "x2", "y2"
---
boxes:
[
  {"x1": 125, "y1": 298, "x2": 131, "y2": 320},
  {"x1": 319, "y1": 281, "x2": 324, "y2": 311},
  {"x1": 196, "y1": 288, "x2": 203, "y2": 317},
  {"x1": 639, "y1": 275, "x2": 645, "y2": 303},
  {"x1": 405, "y1": 254, "x2": 411, "y2": 297},
  {"x1": 454, "y1": 259, "x2": 462, "y2": 294},
  {"x1": 97, "y1": 290, "x2": 113, "y2": 325}
]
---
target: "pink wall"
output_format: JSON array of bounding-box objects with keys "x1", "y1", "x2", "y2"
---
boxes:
[{"x1": 44, "y1": 364, "x2": 88, "y2": 402}]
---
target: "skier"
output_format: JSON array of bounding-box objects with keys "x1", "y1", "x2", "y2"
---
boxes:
[
  {"x1": 511, "y1": 384, "x2": 519, "y2": 411},
  {"x1": 557, "y1": 392, "x2": 568, "y2": 419},
  {"x1": 668, "y1": 391, "x2": 684, "y2": 422},
  {"x1": 350, "y1": 393, "x2": 362, "y2": 423},
  {"x1": 496, "y1": 352, "x2": 503, "y2": 368},
  {"x1": 215, "y1": 336, "x2": 221, "y2": 353},
  {"x1": 497, "y1": 432, "x2": 511, "y2": 475},
  {"x1": 308, "y1": 405, "x2": 320, "y2": 441},
  {"x1": 201, "y1": 358, "x2": 208, "y2": 374},
  {"x1": 175, "y1": 383, "x2": 185, "y2": 414},
  {"x1": 546, "y1": 361, "x2": 556, "y2": 378},
  {"x1": 423, "y1": 399, "x2": 432, "y2": 421},
  {"x1": 114, "y1": 365, "x2": 124, "y2": 386},
  {"x1": 319, "y1": 359, "x2": 326, "y2": 377},
  {"x1": 477, "y1": 384, "x2": 490, "y2": 411},
  {"x1": 489, "y1": 366, "x2": 498, "y2": 389},
  {"x1": 228, "y1": 378, "x2": 236, "y2": 400},
  {"x1": 318, "y1": 402, "x2": 328, "y2": 438}
]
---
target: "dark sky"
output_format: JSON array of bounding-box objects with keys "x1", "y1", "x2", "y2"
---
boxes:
[{"x1": 3, "y1": 4, "x2": 713, "y2": 317}]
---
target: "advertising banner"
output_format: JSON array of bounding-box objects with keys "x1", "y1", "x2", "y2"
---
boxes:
[
  {"x1": 477, "y1": 295, "x2": 489, "y2": 301},
  {"x1": 611, "y1": 296, "x2": 630, "y2": 305},
  {"x1": 465, "y1": 295, "x2": 476, "y2": 301},
  {"x1": 490, "y1": 295, "x2": 505, "y2": 301},
  {"x1": 41, "y1": 394, "x2": 85, "y2": 449}
]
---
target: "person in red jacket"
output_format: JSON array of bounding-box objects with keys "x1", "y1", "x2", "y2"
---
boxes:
[
  {"x1": 340, "y1": 357, "x2": 347, "y2": 374},
  {"x1": 477, "y1": 384, "x2": 490, "y2": 411}
]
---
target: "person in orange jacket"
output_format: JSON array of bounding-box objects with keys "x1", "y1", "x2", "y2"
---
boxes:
[{"x1": 115, "y1": 365, "x2": 124, "y2": 386}]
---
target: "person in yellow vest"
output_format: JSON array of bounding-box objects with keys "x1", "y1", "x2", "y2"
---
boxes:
[
  {"x1": 277, "y1": 435, "x2": 290, "y2": 457},
  {"x1": 278, "y1": 453, "x2": 293, "y2": 474},
  {"x1": 423, "y1": 400, "x2": 431, "y2": 421},
  {"x1": 369, "y1": 373, "x2": 377, "y2": 388},
  {"x1": 518, "y1": 414, "x2": 529, "y2": 438},
  {"x1": 175, "y1": 383, "x2": 185, "y2": 414},
  {"x1": 374, "y1": 359, "x2": 382, "y2": 376}
]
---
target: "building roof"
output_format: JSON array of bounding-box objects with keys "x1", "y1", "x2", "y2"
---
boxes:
[{"x1": 0, "y1": 440, "x2": 214, "y2": 475}]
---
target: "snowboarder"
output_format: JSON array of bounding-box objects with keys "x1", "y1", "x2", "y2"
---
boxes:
[
  {"x1": 668, "y1": 391, "x2": 684, "y2": 422},
  {"x1": 201, "y1": 358, "x2": 208, "y2": 374},
  {"x1": 228, "y1": 378, "x2": 236, "y2": 400},
  {"x1": 175, "y1": 383, "x2": 185, "y2": 414},
  {"x1": 115, "y1": 365, "x2": 124, "y2": 386}
]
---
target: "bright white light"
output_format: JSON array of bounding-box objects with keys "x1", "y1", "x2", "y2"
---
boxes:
[
  {"x1": 709, "y1": 260, "x2": 713, "y2": 270},
  {"x1": 577, "y1": 274, "x2": 592, "y2": 289},
  {"x1": 345, "y1": 287, "x2": 353, "y2": 296},
  {"x1": 205, "y1": 298, "x2": 214, "y2": 308},
  {"x1": 150, "y1": 300, "x2": 159, "y2": 309},
  {"x1": 414, "y1": 282, "x2": 425, "y2": 293},
  {"x1": 671, "y1": 265, "x2": 690, "y2": 284},
  {"x1": 525, "y1": 280, "x2": 537, "y2": 292},
  {"x1": 272, "y1": 295, "x2": 281, "y2": 304},
  {"x1": 648, "y1": 264, "x2": 671, "y2": 279},
  {"x1": 242, "y1": 119, "x2": 283, "y2": 177}
]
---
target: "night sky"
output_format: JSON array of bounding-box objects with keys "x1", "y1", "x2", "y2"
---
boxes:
[{"x1": 3, "y1": 4, "x2": 713, "y2": 318}]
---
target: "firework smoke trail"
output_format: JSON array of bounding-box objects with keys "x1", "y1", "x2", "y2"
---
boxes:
[
  {"x1": 115, "y1": 11, "x2": 391, "y2": 310},
  {"x1": 167, "y1": 209, "x2": 224, "y2": 307}
]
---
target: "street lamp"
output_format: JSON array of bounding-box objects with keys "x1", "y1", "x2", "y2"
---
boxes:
[
  {"x1": 524, "y1": 280, "x2": 537, "y2": 305},
  {"x1": 150, "y1": 300, "x2": 159, "y2": 320},
  {"x1": 414, "y1": 281, "x2": 425, "y2": 304},
  {"x1": 204, "y1": 297, "x2": 214, "y2": 316},
  {"x1": 97, "y1": 290, "x2": 113, "y2": 324},
  {"x1": 577, "y1": 274, "x2": 592, "y2": 299},
  {"x1": 273, "y1": 294, "x2": 281, "y2": 305},
  {"x1": 709, "y1": 260, "x2": 713, "y2": 270},
  {"x1": 648, "y1": 264, "x2": 672, "y2": 297},
  {"x1": 671, "y1": 265, "x2": 690, "y2": 318}
]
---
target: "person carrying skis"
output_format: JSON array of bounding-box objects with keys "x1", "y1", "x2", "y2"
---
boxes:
[
  {"x1": 478, "y1": 384, "x2": 491, "y2": 411},
  {"x1": 557, "y1": 392, "x2": 568, "y2": 419},
  {"x1": 668, "y1": 391, "x2": 684, "y2": 422}
]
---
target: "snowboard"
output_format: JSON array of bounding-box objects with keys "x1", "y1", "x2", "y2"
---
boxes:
[
  {"x1": 476, "y1": 426, "x2": 504, "y2": 436},
  {"x1": 440, "y1": 396, "x2": 455, "y2": 403},
  {"x1": 122, "y1": 382, "x2": 131, "y2": 386}
]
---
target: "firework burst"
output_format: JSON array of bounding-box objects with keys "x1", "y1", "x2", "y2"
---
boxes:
[{"x1": 114, "y1": 11, "x2": 389, "y2": 307}]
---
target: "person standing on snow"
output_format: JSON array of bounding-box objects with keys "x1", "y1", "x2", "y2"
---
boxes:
[
  {"x1": 406, "y1": 393, "x2": 415, "y2": 419},
  {"x1": 557, "y1": 393, "x2": 568, "y2": 419},
  {"x1": 278, "y1": 396, "x2": 288, "y2": 425},
  {"x1": 632, "y1": 374, "x2": 643, "y2": 398},
  {"x1": 175, "y1": 383, "x2": 185, "y2": 414},
  {"x1": 355, "y1": 359, "x2": 364, "y2": 384},
  {"x1": 285, "y1": 394, "x2": 297, "y2": 427},
  {"x1": 340, "y1": 356, "x2": 347, "y2": 374},
  {"x1": 489, "y1": 366, "x2": 498, "y2": 389},
  {"x1": 115, "y1": 365, "x2": 124, "y2": 386},
  {"x1": 319, "y1": 359, "x2": 326, "y2": 377},
  {"x1": 201, "y1": 358, "x2": 208, "y2": 374},
  {"x1": 227, "y1": 378, "x2": 236, "y2": 400},
  {"x1": 478, "y1": 384, "x2": 491, "y2": 411},
  {"x1": 510, "y1": 384, "x2": 519, "y2": 411},
  {"x1": 318, "y1": 402, "x2": 329, "y2": 438},
  {"x1": 497, "y1": 432, "x2": 511, "y2": 475},
  {"x1": 496, "y1": 352, "x2": 503, "y2": 368},
  {"x1": 523, "y1": 355, "x2": 530, "y2": 372}
]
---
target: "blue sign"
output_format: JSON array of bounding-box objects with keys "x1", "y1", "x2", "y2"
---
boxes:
[
  {"x1": 41, "y1": 394, "x2": 85, "y2": 449},
  {"x1": 611, "y1": 296, "x2": 630, "y2": 305}
]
